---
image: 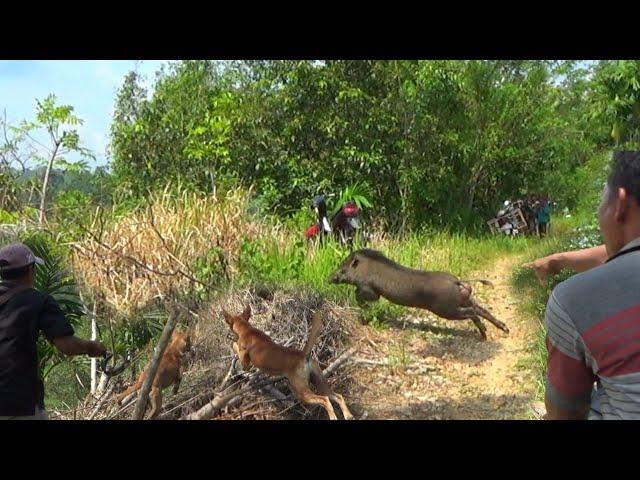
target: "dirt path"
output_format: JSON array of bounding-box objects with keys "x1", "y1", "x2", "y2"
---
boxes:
[{"x1": 350, "y1": 252, "x2": 542, "y2": 420}]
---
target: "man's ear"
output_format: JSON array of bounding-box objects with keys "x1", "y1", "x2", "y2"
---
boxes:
[{"x1": 615, "y1": 187, "x2": 630, "y2": 223}]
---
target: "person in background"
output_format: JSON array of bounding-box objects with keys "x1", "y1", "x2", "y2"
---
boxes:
[
  {"x1": 0, "y1": 243, "x2": 106, "y2": 420},
  {"x1": 536, "y1": 193, "x2": 551, "y2": 237}
]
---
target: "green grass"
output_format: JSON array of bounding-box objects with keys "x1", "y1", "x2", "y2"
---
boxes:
[
  {"x1": 233, "y1": 229, "x2": 545, "y2": 326},
  {"x1": 510, "y1": 217, "x2": 582, "y2": 400}
]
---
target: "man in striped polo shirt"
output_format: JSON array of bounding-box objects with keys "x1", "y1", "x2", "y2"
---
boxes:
[{"x1": 545, "y1": 151, "x2": 640, "y2": 420}]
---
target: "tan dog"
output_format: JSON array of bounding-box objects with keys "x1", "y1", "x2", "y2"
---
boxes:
[
  {"x1": 116, "y1": 330, "x2": 192, "y2": 419},
  {"x1": 222, "y1": 305, "x2": 353, "y2": 420}
]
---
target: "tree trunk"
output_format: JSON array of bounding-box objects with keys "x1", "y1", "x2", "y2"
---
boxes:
[
  {"x1": 38, "y1": 141, "x2": 60, "y2": 228},
  {"x1": 467, "y1": 164, "x2": 484, "y2": 214},
  {"x1": 90, "y1": 301, "x2": 98, "y2": 396},
  {"x1": 132, "y1": 312, "x2": 178, "y2": 420}
]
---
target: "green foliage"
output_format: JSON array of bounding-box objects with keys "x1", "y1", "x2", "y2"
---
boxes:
[
  {"x1": 110, "y1": 62, "x2": 231, "y2": 198},
  {"x1": 592, "y1": 60, "x2": 640, "y2": 149},
  {"x1": 18, "y1": 94, "x2": 95, "y2": 165},
  {"x1": 109, "y1": 60, "x2": 611, "y2": 231},
  {"x1": 331, "y1": 182, "x2": 373, "y2": 216},
  {"x1": 1, "y1": 94, "x2": 96, "y2": 227},
  {"x1": 192, "y1": 246, "x2": 229, "y2": 300},
  {"x1": 0, "y1": 208, "x2": 20, "y2": 224}
]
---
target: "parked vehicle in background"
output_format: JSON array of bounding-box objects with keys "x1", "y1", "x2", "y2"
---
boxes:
[{"x1": 305, "y1": 194, "x2": 367, "y2": 245}]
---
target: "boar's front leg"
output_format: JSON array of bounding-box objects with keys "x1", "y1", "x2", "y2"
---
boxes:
[{"x1": 355, "y1": 284, "x2": 380, "y2": 303}]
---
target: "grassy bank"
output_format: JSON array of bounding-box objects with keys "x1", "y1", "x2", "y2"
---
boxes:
[{"x1": 510, "y1": 214, "x2": 602, "y2": 400}]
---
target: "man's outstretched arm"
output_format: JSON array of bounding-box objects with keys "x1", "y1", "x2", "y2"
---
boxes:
[{"x1": 523, "y1": 244, "x2": 608, "y2": 286}]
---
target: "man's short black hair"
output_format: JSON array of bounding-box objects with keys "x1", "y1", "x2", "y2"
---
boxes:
[
  {"x1": 608, "y1": 151, "x2": 640, "y2": 205},
  {"x1": 0, "y1": 263, "x2": 34, "y2": 280}
]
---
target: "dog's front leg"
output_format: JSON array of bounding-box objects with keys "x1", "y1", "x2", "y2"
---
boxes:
[
  {"x1": 173, "y1": 372, "x2": 182, "y2": 395},
  {"x1": 148, "y1": 386, "x2": 163, "y2": 419},
  {"x1": 233, "y1": 341, "x2": 252, "y2": 371}
]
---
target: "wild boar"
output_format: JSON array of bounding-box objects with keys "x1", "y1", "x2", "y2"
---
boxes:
[{"x1": 330, "y1": 249, "x2": 508, "y2": 340}]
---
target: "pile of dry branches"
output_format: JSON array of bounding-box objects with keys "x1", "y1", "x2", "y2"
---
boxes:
[{"x1": 84, "y1": 288, "x2": 361, "y2": 420}]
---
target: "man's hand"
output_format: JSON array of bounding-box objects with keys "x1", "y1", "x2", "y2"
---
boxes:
[
  {"x1": 522, "y1": 255, "x2": 559, "y2": 286},
  {"x1": 86, "y1": 340, "x2": 107, "y2": 358},
  {"x1": 523, "y1": 245, "x2": 609, "y2": 286}
]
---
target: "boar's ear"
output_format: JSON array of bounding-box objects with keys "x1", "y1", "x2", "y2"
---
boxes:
[
  {"x1": 242, "y1": 305, "x2": 252, "y2": 321},
  {"x1": 349, "y1": 257, "x2": 360, "y2": 269}
]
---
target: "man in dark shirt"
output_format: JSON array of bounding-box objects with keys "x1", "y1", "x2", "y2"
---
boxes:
[{"x1": 0, "y1": 242, "x2": 106, "y2": 420}]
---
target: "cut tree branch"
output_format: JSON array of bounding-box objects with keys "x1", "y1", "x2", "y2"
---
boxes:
[{"x1": 133, "y1": 304, "x2": 178, "y2": 420}]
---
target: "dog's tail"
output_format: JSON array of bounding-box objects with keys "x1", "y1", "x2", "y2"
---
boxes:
[
  {"x1": 302, "y1": 310, "x2": 324, "y2": 358},
  {"x1": 459, "y1": 278, "x2": 494, "y2": 287}
]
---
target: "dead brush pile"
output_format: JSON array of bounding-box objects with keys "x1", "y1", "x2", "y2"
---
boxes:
[
  {"x1": 93, "y1": 287, "x2": 361, "y2": 420},
  {"x1": 69, "y1": 185, "x2": 275, "y2": 316}
]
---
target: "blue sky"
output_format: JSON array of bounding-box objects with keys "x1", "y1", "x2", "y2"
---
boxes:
[{"x1": 0, "y1": 60, "x2": 169, "y2": 168}]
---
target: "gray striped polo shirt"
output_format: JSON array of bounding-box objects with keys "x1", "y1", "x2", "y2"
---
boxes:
[{"x1": 545, "y1": 236, "x2": 640, "y2": 419}]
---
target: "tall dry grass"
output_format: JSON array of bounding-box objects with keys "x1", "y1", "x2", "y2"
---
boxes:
[{"x1": 70, "y1": 185, "x2": 271, "y2": 316}]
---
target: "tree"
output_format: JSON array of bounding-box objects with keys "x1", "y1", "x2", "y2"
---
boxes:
[
  {"x1": 109, "y1": 60, "x2": 608, "y2": 230},
  {"x1": 110, "y1": 61, "x2": 230, "y2": 197},
  {"x1": 10, "y1": 95, "x2": 94, "y2": 227},
  {"x1": 592, "y1": 60, "x2": 640, "y2": 149}
]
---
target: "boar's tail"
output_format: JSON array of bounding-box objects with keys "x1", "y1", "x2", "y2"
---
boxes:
[
  {"x1": 458, "y1": 278, "x2": 494, "y2": 287},
  {"x1": 302, "y1": 310, "x2": 324, "y2": 358}
]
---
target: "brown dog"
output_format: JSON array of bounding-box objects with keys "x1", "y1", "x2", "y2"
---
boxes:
[
  {"x1": 222, "y1": 305, "x2": 353, "y2": 420},
  {"x1": 116, "y1": 330, "x2": 192, "y2": 419}
]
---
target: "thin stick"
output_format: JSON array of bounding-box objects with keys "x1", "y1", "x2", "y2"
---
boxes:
[
  {"x1": 90, "y1": 300, "x2": 98, "y2": 395},
  {"x1": 87, "y1": 382, "x2": 115, "y2": 420}
]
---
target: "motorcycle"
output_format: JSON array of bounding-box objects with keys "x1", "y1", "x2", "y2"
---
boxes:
[
  {"x1": 304, "y1": 194, "x2": 365, "y2": 245},
  {"x1": 488, "y1": 200, "x2": 528, "y2": 237}
]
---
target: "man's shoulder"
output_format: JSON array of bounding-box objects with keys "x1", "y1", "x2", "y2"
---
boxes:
[
  {"x1": 0, "y1": 284, "x2": 46, "y2": 303},
  {"x1": 555, "y1": 257, "x2": 624, "y2": 297},
  {"x1": 552, "y1": 253, "x2": 640, "y2": 332},
  {"x1": 18, "y1": 287, "x2": 48, "y2": 303}
]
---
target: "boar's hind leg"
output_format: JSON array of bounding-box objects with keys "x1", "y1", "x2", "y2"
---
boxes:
[
  {"x1": 472, "y1": 300, "x2": 509, "y2": 334},
  {"x1": 456, "y1": 306, "x2": 487, "y2": 340}
]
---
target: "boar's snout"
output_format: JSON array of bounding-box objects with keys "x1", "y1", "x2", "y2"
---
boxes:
[{"x1": 329, "y1": 272, "x2": 341, "y2": 284}]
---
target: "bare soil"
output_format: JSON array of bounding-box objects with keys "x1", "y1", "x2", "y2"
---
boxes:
[{"x1": 348, "y1": 253, "x2": 543, "y2": 420}]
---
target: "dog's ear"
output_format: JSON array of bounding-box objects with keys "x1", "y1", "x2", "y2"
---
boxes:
[
  {"x1": 242, "y1": 305, "x2": 252, "y2": 321},
  {"x1": 222, "y1": 310, "x2": 234, "y2": 327}
]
